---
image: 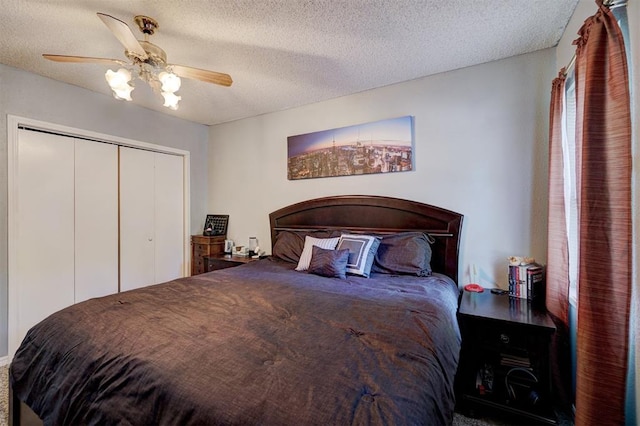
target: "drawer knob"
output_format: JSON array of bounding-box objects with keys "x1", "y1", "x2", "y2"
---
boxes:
[{"x1": 500, "y1": 333, "x2": 510, "y2": 344}]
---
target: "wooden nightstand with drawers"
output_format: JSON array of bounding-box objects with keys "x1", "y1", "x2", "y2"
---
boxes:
[{"x1": 191, "y1": 235, "x2": 225, "y2": 275}]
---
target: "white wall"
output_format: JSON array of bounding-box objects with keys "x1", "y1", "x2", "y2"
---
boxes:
[
  {"x1": 0, "y1": 63, "x2": 210, "y2": 356},
  {"x1": 208, "y1": 48, "x2": 556, "y2": 289},
  {"x1": 556, "y1": 1, "x2": 596, "y2": 69}
]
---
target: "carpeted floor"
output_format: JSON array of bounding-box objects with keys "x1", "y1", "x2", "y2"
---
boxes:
[
  {"x1": 0, "y1": 365, "x2": 7, "y2": 425},
  {"x1": 453, "y1": 412, "x2": 504, "y2": 426}
]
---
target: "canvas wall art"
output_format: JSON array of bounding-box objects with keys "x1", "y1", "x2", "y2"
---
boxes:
[{"x1": 287, "y1": 116, "x2": 414, "y2": 180}]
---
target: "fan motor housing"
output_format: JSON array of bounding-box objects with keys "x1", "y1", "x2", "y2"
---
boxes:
[{"x1": 126, "y1": 41, "x2": 167, "y2": 67}]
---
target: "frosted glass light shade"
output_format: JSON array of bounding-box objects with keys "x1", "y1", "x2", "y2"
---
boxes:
[
  {"x1": 161, "y1": 91, "x2": 181, "y2": 110},
  {"x1": 105, "y1": 68, "x2": 134, "y2": 101},
  {"x1": 159, "y1": 72, "x2": 181, "y2": 93},
  {"x1": 112, "y1": 84, "x2": 134, "y2": 101},
  {"x1": 105, "y1": 68, "x2": 131, "y2": 88}
]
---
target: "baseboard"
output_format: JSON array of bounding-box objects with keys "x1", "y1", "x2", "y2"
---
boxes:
[{"x1": 0, "y1": 356, "x2": 9, "y2": 366}]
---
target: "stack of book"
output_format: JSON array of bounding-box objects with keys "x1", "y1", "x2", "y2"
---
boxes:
[
  {"x1": 508, "y1": 262, "x2": 544, "y2": 303},
  {"x1": 500, "y1": 352, "x2": 531, "y2": 369}
]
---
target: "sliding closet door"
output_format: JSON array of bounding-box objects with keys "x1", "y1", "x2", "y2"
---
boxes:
[
  {"x1": 16, "y1": 129, "x2": 75, "y2": 343},
  {"x1": 120, "y1": 147, "x2": 185, "y2": 291},
  {"x1": 120, "y1": 147, "x2": 156, "y2": 291},
  {"x1": 74, "y1": 139, "x2": 118, "y2": 302},
  {"x1": 154, "y1": 152, "x2": 184, "y2": 283},
  {"x1": 10, "y1": 119, "x2": 189, "y2": 356}
]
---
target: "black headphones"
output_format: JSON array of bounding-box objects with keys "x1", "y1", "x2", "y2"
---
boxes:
[{"x1": 505, "y1": 367, "x2": 540, "y2": 406}]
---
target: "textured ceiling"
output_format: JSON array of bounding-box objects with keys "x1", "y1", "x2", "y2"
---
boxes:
[{"x1": 0, "y1": 0, "x2": 578, "y2": 126}]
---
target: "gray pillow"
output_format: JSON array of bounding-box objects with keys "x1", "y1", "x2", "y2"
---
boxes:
[
  {"x1": 308, "y1": 246, "x2": 349, "y2": 279},
  {"x1": 371, "y1": 232, "x2": 433, "y2": 276}
]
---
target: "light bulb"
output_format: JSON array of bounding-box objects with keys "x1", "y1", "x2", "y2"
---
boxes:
[
  {"x1": 161, "y1": 91, "x2": 181, "y2": 110},
  {"x1": 158, "y1": 71, "x2": 181, "y2": 93}
]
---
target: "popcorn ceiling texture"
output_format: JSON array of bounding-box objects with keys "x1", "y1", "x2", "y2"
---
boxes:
[{"x1": 0, "y1": 0, "x2": 578, "y2": 125}]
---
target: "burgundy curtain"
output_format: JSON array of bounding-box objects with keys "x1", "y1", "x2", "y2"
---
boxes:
[
  {"x1": 545, "y1": 70, "x2": 572, "y2": 406},
  {"x1": 572, "y1": 2, "x2": 632, "y2": 425},
  {"x1": 546, "y1": 71, "x2": 569, "y2": 325}
]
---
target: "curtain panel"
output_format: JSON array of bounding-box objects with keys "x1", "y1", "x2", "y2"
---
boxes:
[
  {"x1": 546, "y1": 72, "x2": 570, "y2": 326},
  {"x1": 545, "y1": 71, "x2": 573, "y2": 407},
  {"x1": 572, "y1": 2, "x2": 632, "y2": 425}
]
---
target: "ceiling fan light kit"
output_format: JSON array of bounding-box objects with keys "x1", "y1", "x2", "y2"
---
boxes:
[
  {"x1": 43, "y1": 12, "x2": 232, "y2": 111},
  {"x1": 105, "y1": 68, "x2": 134, "y2": 101}
]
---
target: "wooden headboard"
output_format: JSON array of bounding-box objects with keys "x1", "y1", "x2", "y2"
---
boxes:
[{"x1": 269, "y1": 195, "x2": 464, "y2": 283}]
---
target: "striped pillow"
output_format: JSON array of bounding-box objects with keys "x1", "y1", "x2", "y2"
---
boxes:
[{"x1": 295, "y1": 236, "x2": 340, "y2": 271}]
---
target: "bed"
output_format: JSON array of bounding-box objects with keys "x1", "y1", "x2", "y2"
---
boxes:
[{"x1": 10, "y1": 195, "x2": 464, "y2": 425}]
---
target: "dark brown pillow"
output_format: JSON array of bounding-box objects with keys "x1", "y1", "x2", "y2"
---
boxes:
[
  {"x1": 272, "y1": 230, "x2": 342, "y2": 263},
  {"x1": 308, "y1": 246, "x2": 349, "y2": 279},
  {"x1": 272, "y1": 231, "x2": 305, "y2": 263},
  {"x1": 371, "y1": 232, "x2": 433, "y2": 276}
]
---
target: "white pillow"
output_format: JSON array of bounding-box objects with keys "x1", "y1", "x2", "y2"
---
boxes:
[
  {"x1": 295, "y1": 236, "x2": 340, "y2": 271},
  {"x1": 336, "y1": 234, "x2": 380, "y2": 277}
]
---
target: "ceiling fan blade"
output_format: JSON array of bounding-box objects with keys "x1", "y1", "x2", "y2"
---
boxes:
[
  {"x1": 97, "y1": 12, "x2": 148, "y2": 59},
  {"x1": 43, "y1": 54, "x2": 126, "y2": 65},
  {"x1": 170, "y1": 64, "x2": 233, "y2": 87}
]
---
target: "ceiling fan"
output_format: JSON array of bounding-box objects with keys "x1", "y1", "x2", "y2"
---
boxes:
[{"x1": 43, "y1": 13, "x2": 232, "y2": 110}]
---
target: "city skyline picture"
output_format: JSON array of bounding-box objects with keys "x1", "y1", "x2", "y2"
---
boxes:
[{"x1": 287, "y1": 116, "x2": 414, "y2": 180}]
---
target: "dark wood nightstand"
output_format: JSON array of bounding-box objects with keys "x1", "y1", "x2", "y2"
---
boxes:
[
  {"x1": 191, "y1": 235, "x2": 226, "y2": 275},
  {"x1": 456, "y1": 290, "x2": 557, "y2": 424},
  {"x1": 203, "y1": 254, "x2": 259, "y2": 272}
]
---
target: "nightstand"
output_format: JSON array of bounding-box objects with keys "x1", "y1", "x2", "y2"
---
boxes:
[
  {"x1": 191, "y1": 235, "x2": 225, "y2": 275},
  {"x1": 203, "y1": 254, "x2": 259, "y2": 272},
  {"x1": 456, "y1": 290, "x2": 557, "y2": 424}
]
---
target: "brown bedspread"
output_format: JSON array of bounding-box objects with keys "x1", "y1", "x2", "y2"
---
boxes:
[{"x1": 10, "y1": 258, "x2": 461, "y2": 425}]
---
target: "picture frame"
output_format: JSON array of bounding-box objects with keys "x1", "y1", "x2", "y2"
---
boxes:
[
  {"x1": 287, "y1": 115, "x2": 414, "y2": 180},
  {"x1": 203, "y1": 214, "x2": 229, "y2": 236}
]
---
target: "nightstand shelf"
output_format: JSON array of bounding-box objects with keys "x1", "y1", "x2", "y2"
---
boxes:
[{"x1": 456, "y1": 290, "x2": 557, "y2": 424}]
